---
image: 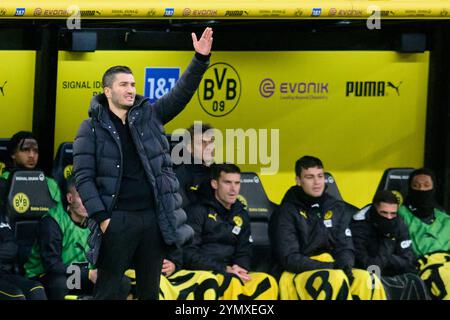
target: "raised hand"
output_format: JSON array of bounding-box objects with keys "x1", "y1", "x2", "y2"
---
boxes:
[{"x1": 192, "y1": 27, "x2": 213, "y2": 56}]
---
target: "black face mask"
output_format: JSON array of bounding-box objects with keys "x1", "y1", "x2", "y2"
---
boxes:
[
  {"x1": 409, "y1": 189, "x2": 435, "y2": 207},
  {"x1": 371, "y1": 209, "x2": 398, "y2": 237},
  {"x1": 408, "y1": 189, "x2": 436, "y2": 219}
]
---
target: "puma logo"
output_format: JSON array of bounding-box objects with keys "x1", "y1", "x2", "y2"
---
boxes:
[
  {"x1": 0, "y1": 81, "x2": 7, "y2": 96},
  {"x1": 387, "y1": 81, "x2": 402, "y2": 96}
]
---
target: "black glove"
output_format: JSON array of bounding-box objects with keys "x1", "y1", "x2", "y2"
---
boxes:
[
  {"x1": 343, "y1": 266, "x2": 354, "y2": 285},
  {"x1": 334, "y1": 260, "x2": 354, "y2": 285}
]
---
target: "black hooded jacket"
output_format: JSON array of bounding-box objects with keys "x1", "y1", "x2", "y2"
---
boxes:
[
  {"x1": 269, "y1": 186, "x2": 357, "y2": 274},
  {"x1": 351, "y1": 205, "x2": 417, "y2": 276},
  {"x1": 183, "y1": 195, "x2": 252, "y2": 273}
]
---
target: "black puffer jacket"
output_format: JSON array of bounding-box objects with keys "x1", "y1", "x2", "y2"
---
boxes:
[
  {"x1": 269, "y1": 186, "x2": 357, "y2": 274},
  {"x1": 351, "y1": 205, "x2": 417, "y2": 276},
  {"x1": 183, "y1": 195, "x2": 252, "y2": 273},
  {"x1": 73, "y1": 55, "x2": 209, "y2": 246}
]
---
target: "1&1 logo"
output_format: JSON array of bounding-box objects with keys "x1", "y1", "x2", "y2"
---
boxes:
[
  {"x1": 198, "y1": 62, "x2": 241, "y2": 117},
  {"x1": 144, "y1": 67, "x2": 180, "y2": 103}
]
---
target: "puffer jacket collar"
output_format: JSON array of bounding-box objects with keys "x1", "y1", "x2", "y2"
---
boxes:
[
  {"x1": 281, "y1": 185, "x2": 338, "y2": 213},
  {"x1": 88, "y1": 93, "x2": 148, "y2": 121}
]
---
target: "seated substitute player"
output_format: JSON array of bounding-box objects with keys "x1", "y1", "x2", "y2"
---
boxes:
[
  {"x1": 24, "y1": 176, "x2": 129, "y2": 299},
  {"x1": 1, "y1": 131, "x2": 62, "y2": 205},
  {"x1": 175, "y1": 122, "x2": 215, "y2": 208},
  {"x1": 183, "y1": 163, "x2": 278, "y2": 300},
  {"x1": 269, "y1": 155, "x2": 386, "y2": 300},
  {"x1": 351, "y1": 190, "x2": 429, "y2": 300},
  {"x1": 0, "y1": 210, "x2": 47, "y2": 300},
  {"x1": 397, "y1": 168, "x2": 450, "y2": 300}
]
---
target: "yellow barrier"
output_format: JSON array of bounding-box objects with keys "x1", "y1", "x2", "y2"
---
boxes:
[{"x1": 0, "y1": 1, "x2": 449, "y2": 19}]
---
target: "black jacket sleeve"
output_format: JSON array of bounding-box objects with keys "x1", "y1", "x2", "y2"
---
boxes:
[
  {"x1": 231, "y1": 212, "x2": 252, "y2": 270},
  {"x1": 73, "y1": 120, "x2": 109, "y2": 223},
  {"x1": 39, "y1": 216, "x2": 90, "y2": 283},
  {"x1": 351, "y1": 220, "x2": 384, "y2": 268},
  {"x1": 332, "y1": 203, "x2": 356, "y2": 270},
  {"x1": 0, "y1": 178, "x2": 8, "y2": 218},
  {"x1": 385, "y1": 221, "x2": 417, "y2": 274},
  {"x1": 271, "y1": 204, "x2": 334, "y2": 273},
  {"x1": 0, "y1": 220, "x2": 18, "y2": 272},
  {"x1": 174, "y1": 165, "x2": 192, "y2": 209},
  {"x1": 183, "y1": 204, "x2": 227, "y2": 272},
  {"x1": 154, "y1": 55, "x2": 210, "y2": 125},
  {"x1": 166, "y1": 246, "x2": 183, "y2": 272},
  {"x1": 39, "y1": 216, "x2": 67, "y2": 275}
]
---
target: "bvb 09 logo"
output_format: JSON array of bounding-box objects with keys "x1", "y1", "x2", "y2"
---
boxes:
[
  {"x1": 198, "y1": 62, "x2": 241, "y2": 117},
  {"x1": 13, "y1": 193, "x2": 30, "y2": 214}
]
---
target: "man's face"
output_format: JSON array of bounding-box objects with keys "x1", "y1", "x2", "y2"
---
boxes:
[
  {"x1": 375, "y1": 201, "x2": 398, "y2": 220},
  {"x1": 12, "y1": 138, "x2": 39, "y2": 169},
  {"x1": 296, "y1": 166, "x2": 325, "y2": 197},
  {"x1": 190, "y1": 131, "x2": 215, "y2": 165},
  {"x1": 104, "y1": 73, "x2": 136, "y2": 109},
  {"x1": 67, "y1": 186, "x2": 88, "y2": 219},
  {"x1": 411, "y1": 174, "x2": 433, "y2": 191},
  {"x1": 211, "y1": 172, "x2": 240, "y2": 208}
]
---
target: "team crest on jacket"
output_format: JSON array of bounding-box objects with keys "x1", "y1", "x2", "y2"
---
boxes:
[
  {"x1": 299, "y1": 210, "x2": 308, "y2": 219},
  {"x1": 324, "y1": 210, "x2": 333, "y2": 220},
  {"x1": 233, "y1": 215, "x2": 243, "y2": 227},
  {"x1": 208, "y1": 213, "x2": 218, "y2": 221}
]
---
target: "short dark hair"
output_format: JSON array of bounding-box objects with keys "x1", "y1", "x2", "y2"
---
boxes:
[
  {"x1": 65, "y1": 174, "x2": 76, "y2": 194},
  {"x1": 408, "y1": 168, "x2": 436, "y2": 189},
  {"x1": 211, "y1": 163, "x2": 241, "y2": 181},
  {"x1": 102, "y1": 66, "x2": 133, "y2": 88},
  {"x1": 186, "y1": 123, "x2": 214, "y2": 143},
  {"x1": 372, "y1": 190, "x2": 399, "y2": 206},
  {"x1": 7, "y1": 131, "x2": 38, "y2": 156},
  {"x1": 295, "y1": 155, "x2": 323, "y2": 177}
]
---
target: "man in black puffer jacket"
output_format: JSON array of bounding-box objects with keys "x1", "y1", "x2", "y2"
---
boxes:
[
  {"x1": 73, "y1": 27, "x2": 213, "y2": 300},
  {"x1": 269, "y1": 155, "x2": 387, "y2": 300}
]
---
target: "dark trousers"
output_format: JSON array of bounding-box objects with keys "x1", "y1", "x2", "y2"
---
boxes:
[
  {"x1": 94, "y1": 210, "x2": 166, "y2": 300},
  {"x1": 0, "y1": 274, "x2": 47, "y2": 300}
]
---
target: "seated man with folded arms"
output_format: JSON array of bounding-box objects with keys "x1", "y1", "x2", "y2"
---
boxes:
[
  {"x1": 351, "y1": 190, "x2": 429, "y2": 300},
  {"x1": 269, "y1": 155, "x2": 386, "y2": 300},
  {"x1": 397, "y1": 168, "x2": 450, "y2": 300},
  {"x1": 183, "y1": 163, "x2": 278, "y2": 300}
]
